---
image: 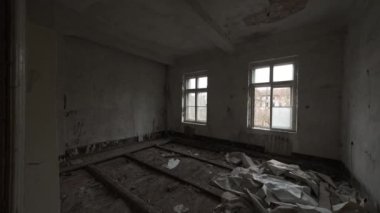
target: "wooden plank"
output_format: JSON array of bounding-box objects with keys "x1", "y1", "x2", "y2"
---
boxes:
[
  {"x1": 86, "y1": 165, "x2": 162, "y2": 213},
  {"x1": 123, "y1": 153, "x2": 223, "y2": 198},
  {"x1": 60, "y1": 139, "x2": 170, "y2": 173},
  {"x1": 155, "y1": 145, "x2": 233, "y2": 170}
]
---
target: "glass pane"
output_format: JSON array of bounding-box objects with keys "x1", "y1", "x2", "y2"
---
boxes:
[
  {"x1": 272, "y1": 87, "x2": 292, "y2": 107},
  {"x1": 186, "y1": 93, "x2": 195, "y2": 106},
  {"x1": 272, "y1": 87, "x2": 293, "y2": 129},
  {"x1": 273, "y1": 64, "x2": 294, "y2": 82},
  {"x1": 254, "y1": 87, "x2": 271, "y2": 128},
  {"x1": 197, "y1": 92, "x2": 207, "y2": 107},
  {"x1": 252, "y1": 67, "x2": 270, "y2": 83},
  {"x1": 186, "y1": 107, "x2": 195, "y2": 121},
  {"x1": 198, "y1": 76, "x2": 208, "y2": 89},
  {"x1": 197, "y1": 106, "x2": 207, "y2": 122},
  {"x1": 272, "y1": 107, "x2": 293, "y2": 129},
  {"x1": 186, "y1": 78, "x2": 196, "y2": 89}
]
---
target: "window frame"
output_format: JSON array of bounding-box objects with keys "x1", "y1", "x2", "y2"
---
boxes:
[
  {"x1": 182, "y1": 71, "x2": 208, "y2": 125},
  {"x1": 248, "y1": 57, "x2": 298, "y2": 132}
]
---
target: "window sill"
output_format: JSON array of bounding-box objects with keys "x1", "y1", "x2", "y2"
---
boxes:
[
  {"x1": 247, "y1": 127, "x2": 296, "y2": 134},
  {"x1": 182, "y1": 121, "x2": 207, "y2": 126}
]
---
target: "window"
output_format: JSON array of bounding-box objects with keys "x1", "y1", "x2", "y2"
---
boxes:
[
  {"x1": 183, "y1": 72, "x2": 208, "y2": 124},
  {"x1": 249, "y1": 59, "x2": 297, "y2": 131}
]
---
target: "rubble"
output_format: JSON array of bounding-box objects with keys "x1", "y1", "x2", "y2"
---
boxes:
[
  {"x1": 174, "y1": 204, "x2": 190, "y2": 213},
  {"x1": 213, "y1": 152, "x2": 366, "y2": 213},
  {"x1": 163, "y1": 158, "x2": 180, "y2": 169}
]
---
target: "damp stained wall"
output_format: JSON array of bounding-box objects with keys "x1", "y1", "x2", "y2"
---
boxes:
[
  {"x1": 57, "y1": 37, "x2": 167, "y2": 155},
  {"x1": 25, "y1": 22, "x2": 60, "y2": 213},
  {"x1": 342, "y1": 0, "x2": 380, "y2": 209},
  {"x1": 168, "y1": 26, "x2": 344, "y2": 160}
]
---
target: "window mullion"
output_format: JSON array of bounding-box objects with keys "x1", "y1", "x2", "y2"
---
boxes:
[
  {"x1": 252, "y1": 82, "x2": 272, "y2": 87},
  {"x1": 269, "y1": 65, "x2": 273, "y2": 129},
  {"x1": 195, "y1": 78, "x2": 198, "y2": 122},
  {"x1": 292, "y1": 85, "x2": 296, "y2": 130},
  {"x1": 251, "y1": 86, "x2": 255, "y2": 129},
  {"x1": 272, "y1": 81, "x2": 294, "y2": 87},
  {"x1": 184, "y1": 89, "x2": 187, "y2": 121}
]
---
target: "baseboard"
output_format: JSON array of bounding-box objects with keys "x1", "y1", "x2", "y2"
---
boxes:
[
  {"x1": 344, "y1": 165, "x2": 380, "y2": 212},
  {"x1": 168, "y1": 131, "x2": 347, "y2": 177},
  {"x1": 58, "y1": 131, "x2": 168, "y2": 164}
]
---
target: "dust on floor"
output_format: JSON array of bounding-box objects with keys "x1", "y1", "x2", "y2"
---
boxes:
[{"x1": 60, "y1": 139, "x2": 364, "y2": 213}]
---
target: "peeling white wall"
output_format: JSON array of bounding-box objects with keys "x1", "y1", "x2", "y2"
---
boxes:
[
  {"x1": 25, "y1": 7, "x2": 168, "y2": 213},
  {"x1": 168, "y1": 26, "x2": 344, "y2": 160},
  {"x1": 57, "y1": 37, "x2": 167, "y2": 154},
  {"x1": 342, "y1": 0, "x2": 380, "y2": 209}
]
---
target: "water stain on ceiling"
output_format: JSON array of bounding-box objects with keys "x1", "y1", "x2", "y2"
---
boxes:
[{"x1": 244, "y1": 0, "x2": 308, "y2": 26}]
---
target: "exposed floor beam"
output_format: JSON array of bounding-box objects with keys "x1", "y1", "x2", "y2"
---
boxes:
[
  {"x1": 86, "y1": 165, "x2": 162, "y2": 213},
  {"x1": 155, "y1": 145, "x2": 233, "y2": 170},
  {"x1": 123, "y1": 153, "x2": 223, "y2": 198},
  {"x1": 183, "y1": 0, "x2": 234, "y2": 53}
]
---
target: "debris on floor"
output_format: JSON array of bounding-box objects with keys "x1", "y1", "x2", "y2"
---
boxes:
[
  {"x1": 70, "y1": 158, "x2": 84, "y2": 165},
  {"x1": 213, "y1": 152, "x2": 366, "y2": 213},
  {"x1": 163, "y1": 158, "x2": 180, "y2": 169},
  {"x1": 214, "y1": 191, "x2": 252, "y2": 213},
  {"x1": 61, "y1": 142, "x2": 366, "y2": 213},
  {"x1": 161, "y1": 152, "x2": 179, "y2": 158},
  {"x1": 173, "y1": 203, "x2": 190, "y2": 213},
  {"x1": 186, "y1": 150, "x2": 199, "y2": 156}
]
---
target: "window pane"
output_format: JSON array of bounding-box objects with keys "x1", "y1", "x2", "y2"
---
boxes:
[
  {"x1": 198, "y1": 76, "x2": 208, "y2": 88},
  {"x1": 273, "y1": 64, "x2": 294, "y2": 82},
  {"x1": 186, "y1": 78, "x2": 196, "y2": 89},
  {"x1": 197, "y1": 92, "x2": 207, "y2": 107},
  {"x1": 254, "y1": 87, "x2": 271, "y2": 128},
  {"x1": 197, "y1": 106, "x2": 207, "y2": 122},
  {"x1": 186, "y1": 107, "x2": 195, "y2": 121},
  {"x1": 252, "y1": 67, "x2": 270, "y2": 83},
  {"x1": 272, "y1": 87, "x2": 293, "y2": 129},
  {"x1": 186, "y1": 93, "x2": 195, "y2": 106},
  {"x1": 273, "y1": 87, "x2": 292, "y2": 107},
  {"x1": 272, "y1": 107, "x2": 293, "y2": 129}
]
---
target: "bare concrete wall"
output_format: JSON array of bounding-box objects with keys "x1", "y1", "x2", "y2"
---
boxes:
[
  {"x1": 342, "y1": 0, "x2": 380, "y2": 209},
  {"x1": 25, "y1": 22, "x2": 60, "y2": 213},
  {"x1": 57, "y1": 36, "x2": 167, "y2": 154},
  {"x1": 168, "y1": 26, "x2": 344, "y2": 160}
]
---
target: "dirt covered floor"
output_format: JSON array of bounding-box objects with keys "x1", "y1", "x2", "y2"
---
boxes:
[
  {"x1": 60, "y1": 170, "x2": 131, "y2": 213},
  {"x1": 60, "y1": 138, "x2": 361, "y2": 213}
]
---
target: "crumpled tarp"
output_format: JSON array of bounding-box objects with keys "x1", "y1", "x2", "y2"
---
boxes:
[{"x1": 213, "y1": 152, "x2": 366, "y2": 213}]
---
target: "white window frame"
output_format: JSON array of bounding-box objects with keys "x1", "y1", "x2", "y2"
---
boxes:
[
  {"x1": 248, "y1": 57, "x2": 298, "y2": 132},
  {"x1": 182, "y1": 71, "x2": 208, "y2": 125}
]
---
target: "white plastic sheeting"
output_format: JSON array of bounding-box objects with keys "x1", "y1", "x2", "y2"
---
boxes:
[{"x1": 213, "y1": 152, "x2": 366, "y2": 213}]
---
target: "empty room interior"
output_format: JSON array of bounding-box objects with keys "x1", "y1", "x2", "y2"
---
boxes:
[{"x1": 2, "y1": 0, "x2": 380, "y2": 212}]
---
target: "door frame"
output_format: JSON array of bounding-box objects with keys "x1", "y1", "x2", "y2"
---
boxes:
[{"x1": 1, "y1": 0, "x2": 26, "y2": 212}]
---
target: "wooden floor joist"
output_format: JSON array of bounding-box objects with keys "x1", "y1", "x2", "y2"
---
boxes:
[
  {"x1": 123, "y1": 153, "x2": 223, "y2": 199},
  {"x1": 60, "y1": 139, "x2": 170, "y2": 174},
  {"x1": 155, "y1": 145, "x2": 233, "y2": 170},
  {"x1": 86, "y1": 164, "x2": 162, "y2": 213}
]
